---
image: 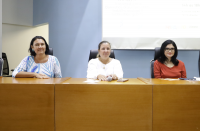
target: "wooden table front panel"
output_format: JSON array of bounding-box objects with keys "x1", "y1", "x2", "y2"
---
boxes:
[
  {"x1": 55, "y1": 83, "x2": 152, "y2": 131},
  {"x1": 153, "y1": 85, "x2": 200, "y2": 131},
  {"x1": 0, "y1": 84, "x2": 55, "y2": 131}
]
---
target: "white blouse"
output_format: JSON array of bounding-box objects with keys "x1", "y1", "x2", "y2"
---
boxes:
[{"x1": 87, "y1": 58, "x2": 123, "y2": 79}]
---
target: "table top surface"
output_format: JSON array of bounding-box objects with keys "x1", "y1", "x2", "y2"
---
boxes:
[
  {"x1": 0, "y1": 77, "x2": 71, "y2": 84},
  {"x1": 60, "y1": 78, "x2": 146, "y2": 84},
  {"x1": 1, "y1": 77, "x2": 200, "y2": 85},
  {"x1": 142, "y1": 78, "x2": 200, "y2": 85}
]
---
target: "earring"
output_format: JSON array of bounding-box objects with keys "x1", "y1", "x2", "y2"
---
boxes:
[{"x1": 32, "y1": 49, "x2": 35, "y2": 52}]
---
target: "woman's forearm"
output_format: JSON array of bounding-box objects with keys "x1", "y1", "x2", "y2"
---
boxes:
[{"x1": 15, "y1": 72, "x2": 36, "y2": 78}]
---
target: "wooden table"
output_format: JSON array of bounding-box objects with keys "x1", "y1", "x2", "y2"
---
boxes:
[
  {"x1": 2, "y1": 77, "x2": 199, "y2": 131},
  {"x1": 55, "y1": 78, "x2": 153, "y2": 131},
  {"x1": 141, "y1": 78, "x2": 200, "y2": 131},
  {"x1": 0, "y1": 77, "x2": 70, "y2": 131}
]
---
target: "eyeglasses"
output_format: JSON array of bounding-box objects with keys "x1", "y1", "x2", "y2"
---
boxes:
[{"x1": 165, "y1": 48, "x2": 175, "y2": 51}]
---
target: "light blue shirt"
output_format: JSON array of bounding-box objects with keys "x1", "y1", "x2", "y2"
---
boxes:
[{"x1": 12, "y1": 55, "x2": 62, "y2": 78}]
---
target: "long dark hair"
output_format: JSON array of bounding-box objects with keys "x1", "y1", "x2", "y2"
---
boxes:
[
  {"x1": 157, "y1": 40, "x2": 179, "y2": 66},
  {"x1": 29, "y1": 36, "x2": 49, "y2": 56}
]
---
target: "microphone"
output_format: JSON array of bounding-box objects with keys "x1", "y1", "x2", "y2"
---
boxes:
[{"x1": 107, "y1": 76, "x2": 112, "y2": 81}]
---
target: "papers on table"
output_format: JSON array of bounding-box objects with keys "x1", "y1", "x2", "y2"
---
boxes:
[{"x1": 84, "y1": 79, "x2": 99, "y2": 83}]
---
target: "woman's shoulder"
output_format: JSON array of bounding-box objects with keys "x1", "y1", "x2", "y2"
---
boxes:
[
  {"x1": 88, "y1": 58, "x2": 99, "y2": 63},
  {"x1": 48, "y1": 55, "x2": 55, "y2": 58},
  {"x1": 48, "y1": 55, "x2": 58, "y2": 60},
  {"x1": 22, "y1": 56, "x2": 34, "y2": 61},
  {"x1": 177, "y1": 60, "x2": 185, "y2": 65},
  {"x1": 48, "y1": 55, "x2": 60, "y2": 63},
  {"x1": 110, "y1": 59, "x2": 121, "y2": 64},
  {"x1": 154, "y1": 60, "x2": 163, "y2": 65}
]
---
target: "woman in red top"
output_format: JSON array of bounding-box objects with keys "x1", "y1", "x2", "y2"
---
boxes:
[{"x1": 154, "y1": 40, "x2": 187, "y2": 78}]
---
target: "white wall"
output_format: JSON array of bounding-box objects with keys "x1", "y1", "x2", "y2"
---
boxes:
[{"x1": 2, "y1": 0, "x2": 33, "y2": 26}]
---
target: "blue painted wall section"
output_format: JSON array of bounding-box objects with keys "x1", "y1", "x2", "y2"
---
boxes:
[{"x1": 33, "y1": 0, "x2": 199, "y2": 78}]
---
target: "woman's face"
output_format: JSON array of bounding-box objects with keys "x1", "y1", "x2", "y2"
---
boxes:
[
  {"x1": 31, "y1": 39, "x2": 46, "y2": 55},
  {"x1": 164, "y1": 44, "x2": 175, "y2": 59},
  {"x1": 98, "y1": 43, "x2": 111, "y2": 59}
]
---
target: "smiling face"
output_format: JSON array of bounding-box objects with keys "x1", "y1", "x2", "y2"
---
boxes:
[
  {"x1": 31, "y1": 39, "x2": 46, "y2": 55},
  {"x1": 98, "y1": 42, "x2": 111, "y2": 59},
  {"x1": 164, "y1": 44, "x2": 175, "y2": 59}
]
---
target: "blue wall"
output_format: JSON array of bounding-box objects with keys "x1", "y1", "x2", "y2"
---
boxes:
[{"x1": 33, "y1": 0, "x2": 199, "y2": 78}]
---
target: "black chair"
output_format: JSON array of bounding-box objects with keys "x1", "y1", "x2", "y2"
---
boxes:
[
  {"x1": 150, "y1": 47, "x2": 161, "y2": 78},
  {"x1": 88, "y1": 50, "x2": 115, "y2": 62},
  {"x1": 0, "y1": 58, "x2": 3, "y2": 76},
  {"x1": 49, "y1": 47, "x2": 53, "y2": 55},
  {"x1": 2, "y1": 52, "x2": 13, "y2": 77}
]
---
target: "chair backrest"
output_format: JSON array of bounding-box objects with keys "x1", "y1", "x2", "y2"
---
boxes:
[
  {"x1": 2, "y1": 52, "x2": 9, "y2": 75},
  {"x1": 150, "y1": 60, "x2": 155, "y2": 78},
  {"x1": 49, "y1": 48, "x2": 53, "y2": 55},
  {"x1": 88, "y1": 50, "x2": 115, "y2": 62},
  {"x1": 0, "y1": 58, "x2": 3, "y2": 76},
  {"x1": 150, "y1": 47, "x2": 161, "y2": 78},
  {"x1": 154, "y1": 47, "x2": 161, "y2": 60}
]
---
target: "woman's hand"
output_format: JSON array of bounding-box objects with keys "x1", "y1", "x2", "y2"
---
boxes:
[
  {"x1": 97, "y1": 74, "x2": 107, "y2": 81},
  {"x1": 34, "y1": 73, "x2": 50, "y2": 79},
  {"x1": 111, "y1": 74, "x2": 118, "y2": 80}
]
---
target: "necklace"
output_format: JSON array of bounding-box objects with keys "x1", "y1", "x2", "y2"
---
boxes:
[{"x1": 99, "y1": 58, "x2": 110, "y2": 69}]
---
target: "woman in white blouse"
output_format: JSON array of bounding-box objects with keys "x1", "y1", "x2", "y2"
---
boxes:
[{"x1": 87, "y1": 41, "x2": 123, "y2": 81}]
